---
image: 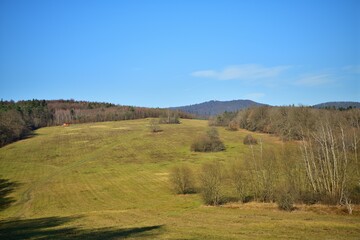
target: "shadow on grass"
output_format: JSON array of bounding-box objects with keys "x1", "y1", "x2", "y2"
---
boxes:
[
  {"x1": 0, "y1": 178, "x2": 19, "y2": 211},
  {"x1": 0, "y1": 216, "x2": 163, "y2": 239},
  {"x1": 22, "y1": 131, "x2": 38, "y2": 140}
]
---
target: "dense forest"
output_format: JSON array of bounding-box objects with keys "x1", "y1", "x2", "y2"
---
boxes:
[{"x1": 0, "y1": 99, "x2": 192, "y2": 147}]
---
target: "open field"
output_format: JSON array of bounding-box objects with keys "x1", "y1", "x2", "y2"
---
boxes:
[{"x1": 0, "y1": 119, "x2": 359, "y2": 239}]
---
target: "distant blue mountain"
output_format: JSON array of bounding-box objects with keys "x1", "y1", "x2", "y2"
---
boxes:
[
  {"x1": 170, "y1": 99, "x2": 267, "y2": 117},
  {"x1": 312, "y1": 101, "x2": 360, "y2": 109}
]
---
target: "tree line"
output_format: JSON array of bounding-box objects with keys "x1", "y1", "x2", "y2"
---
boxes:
[
  {"x1": 210, "y1": 106, "x2": 359, "y2": 140},
  {"x1": 171, "y1": 106, "x2": 360, "y2": 213},
  {"x1": 0, "y1": 100, "x2": 52, "y2": 147},
  {"x1": 0, "y1": 99, "x2": 193, "y2": 147},
  {"x1": 171, "y1": 134, "x2": 359, "y2": 212}
]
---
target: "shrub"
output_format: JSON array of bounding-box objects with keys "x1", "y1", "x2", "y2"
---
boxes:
[
  {"x1": 277, "y1": 191, "x2": 295, "y2": 211},
  {"x1": 191, "y1": 128, "x2": 225, "y2": 152},
  {"x1": 230, "y1": 163, "x2": 250, "y2": 202},
  {"x1": 227, "y1": 120, "x2": 238, "y2": 131},
  {"x1": 169, "y1": 165, "x2": 195, "y2": 194},
  {"x1": 243, "y1": 195, "x2": 254, "y2": 203},
  {"x1": 300, "y1": 191, "x2": 320, "y2": 205},
  {"x1": 159, "y1": 111, "x2": 180, "y2": 124},
  {"x1": 199, "y1": 162, "x2": 224, "y2": 205},
  {"x1": 149, "y1": 119, "x2": 162, "y2": 133},
  {"x1": 243, "y1": 134, "x2": 257, "y2": 145},
  {"x1": 348, "y1": 183, "x2": 360, "y2": 204},
  {"x1": 191, "y1": 136, "x2": 225, "y2": 152}
]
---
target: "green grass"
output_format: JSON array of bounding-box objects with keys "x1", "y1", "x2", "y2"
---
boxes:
[{"x1": 0, "y1": 119, "x2": 359, "y2": 239}]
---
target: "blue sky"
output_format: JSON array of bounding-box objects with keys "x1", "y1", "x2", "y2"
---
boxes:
[{"x1": 0, "y1": 0, "x2": 359, "y2": 107}]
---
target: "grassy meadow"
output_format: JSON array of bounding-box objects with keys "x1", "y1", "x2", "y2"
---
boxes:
[{"x1": 0, "y1": 119, "x2": 359, "y2": 239}]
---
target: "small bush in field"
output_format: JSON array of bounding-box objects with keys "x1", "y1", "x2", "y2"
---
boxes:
[
  {"x1": 191, "y1": 128, "x2": 225, "y2": 152},
  {"x1": 199, "y1": 162, "x2": 224, "y2": 205},
  {"x1": 277, "y1": 191, "x2": 295, "y2": 211},
  {"x1": 231, "y1": 165, "x2": 250, "y2": 202},
  {"x1": 300, "y1": 191, "x2": 321, "y2": 205},
  {"x1": 159, "y1": 111, "x2": 180, "y2": 124},
  {"x1": 149, "y1": 119, "x2": 162, "y2": 133},
  {"x1": 169, "y1": 165, "x2": 195, "y2": 194},
  {"x1": 227, "y1": 120, "x2": 238, "y2": 131},
  {"x1": 243, "y1": 134, "x2": 258, "y2": 145}
]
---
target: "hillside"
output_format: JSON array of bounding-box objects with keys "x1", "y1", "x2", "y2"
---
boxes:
[
  {"x1": 171, "y1": 99, "x2": 267, "y2": 117},
  {"x1": 313, "y1": 101, "x2": 360, "y2": 109},
  {"x1": 0, "y1": 99, "x2": 192, "y2": 147},
  {"x1": 0, "y1": 119, "x2": 359, "y2": 239}
]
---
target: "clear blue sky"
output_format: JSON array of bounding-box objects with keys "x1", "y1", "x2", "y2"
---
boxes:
[{"x1": 0, "y1": 0, "x2": 359, "y2": 107}]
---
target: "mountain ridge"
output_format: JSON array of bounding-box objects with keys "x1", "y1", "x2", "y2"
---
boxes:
[
  {"x1": 170, "y1": 99, "x2": 267, "y2": 117},
  {"x1": 312, "y1": 101, "x2": 360, "y2": 109},
  {"x1": 170, "y1": 100, "x2": 360, "y2": 117}
]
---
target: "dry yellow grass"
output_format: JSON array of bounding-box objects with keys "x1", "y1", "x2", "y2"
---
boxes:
[{"x1": 0, "y1": 119, "x2": 359, "y2": 239}]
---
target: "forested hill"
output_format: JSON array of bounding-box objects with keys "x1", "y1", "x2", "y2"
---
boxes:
[
  {"x1": 170, "y1": 100, "x2": 267, "y2": 117},
  {"x1": 313, "y1": 101, "x2": 360, "y2": 110},
  {"x1": 0, "y1": 99, "x2": 192, "y2": 147}
]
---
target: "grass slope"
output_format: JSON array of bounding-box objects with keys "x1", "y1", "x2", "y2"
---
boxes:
[{"x1": 0, "y1": 119, "x2": 359, "y2": 239}]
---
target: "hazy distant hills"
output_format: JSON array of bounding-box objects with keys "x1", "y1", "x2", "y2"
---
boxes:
[
  {"x1": 312, "y1": 101, "x2": 360, "y2": 109},
  {"x1": 171, "y1": 100, "x2": 360, "y2": 117},
  {"x1": 170, "y1": 100, "x2": 267, "y2": 117}
]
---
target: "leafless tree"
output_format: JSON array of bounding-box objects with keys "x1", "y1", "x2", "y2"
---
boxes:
[
  {"x1": 169, "y1": 165, "x2": 195, "y2": 194},
  {"x1": 199, "y1": 162, "x2": 224, "y2": 205},
  {"x1": 300, "y1": 120, "x2": 351, "y2": 204}
]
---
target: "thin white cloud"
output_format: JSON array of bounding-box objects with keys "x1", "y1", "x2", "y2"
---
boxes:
[
  {"x1": 342, "y1": 65, "x2": 360, "y2": 74},
  {"x1": 243, "y1": 92, "x2": 265, "y2": 100},
  {"x1": 295, "y1": 74, "x2": 333, "y2": 86},
  {"x1": 191, "y1": 64, "x2": 290, "y2": 80},
  {"x1": 191, "y1": 70, "x2": 218, "y2": 78}
]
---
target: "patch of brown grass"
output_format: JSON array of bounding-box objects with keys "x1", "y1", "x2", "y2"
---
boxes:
[{"x1": 223, "y1": 202, "x2": 360, "y2": 215}]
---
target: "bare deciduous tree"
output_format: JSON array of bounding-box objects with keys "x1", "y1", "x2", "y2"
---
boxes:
[
  {"x1": 300, "y1": 120, "x2": 351, "y2": 204},
  {"x1": 169, "y1": 165, "x2": 195, "y2": 194},
  {"x1": 199, "y1": 162, "x2": 224, "y2": 205},
  {"x1": 149, "y1": 119, "x2": 162, "y2": 133}
]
